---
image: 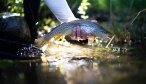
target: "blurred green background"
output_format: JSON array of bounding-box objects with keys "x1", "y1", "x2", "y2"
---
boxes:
[{"x1": 0, "y1": 0, "x2": 146, "y2": 47}]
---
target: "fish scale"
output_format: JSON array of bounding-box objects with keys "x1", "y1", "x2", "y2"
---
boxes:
[{"x1": 36, "y1": 20, "x2": 109, "y2": 49}]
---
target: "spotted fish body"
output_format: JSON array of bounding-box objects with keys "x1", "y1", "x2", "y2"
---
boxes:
[{"x1": 36, "y1": 20, "x2": 108, "y2": 47}]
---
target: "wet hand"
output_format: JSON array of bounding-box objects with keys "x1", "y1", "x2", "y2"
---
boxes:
[{"x1": 70, "y1": 26, "x2": 92, "y2": 40}]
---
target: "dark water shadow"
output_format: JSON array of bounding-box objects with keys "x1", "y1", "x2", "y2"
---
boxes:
[{"x1": 0, "y1": 54, "x2": 146, "y2": 84}]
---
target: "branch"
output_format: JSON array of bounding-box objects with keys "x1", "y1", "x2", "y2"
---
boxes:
[{"x1": 131, "y1": 8, "x2": 146, "y2": 25}]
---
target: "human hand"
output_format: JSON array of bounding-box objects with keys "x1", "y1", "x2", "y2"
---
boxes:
[{"x1": 70, "y1": 26, "x2": 92, "y2": 40}]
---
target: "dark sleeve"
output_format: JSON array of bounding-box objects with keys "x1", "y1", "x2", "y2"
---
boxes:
[{"x1": 23, "y1": 0, "x2": 40, "y2": 43}]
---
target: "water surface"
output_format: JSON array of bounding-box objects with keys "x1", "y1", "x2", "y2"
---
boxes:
[{"x1": 0, "y1": 45, "x2": 146, "y2": 84}]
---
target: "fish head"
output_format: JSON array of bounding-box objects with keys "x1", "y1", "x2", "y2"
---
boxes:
[
  {"x1": 94, "y1": 26, "x2": 109, "y2": 39},
  {"x1": 99, "y1": 30, "x2": 109, "y2": 38},
  {"x1": 94, "y1": 32, "x2": 108, "y2": 39}
]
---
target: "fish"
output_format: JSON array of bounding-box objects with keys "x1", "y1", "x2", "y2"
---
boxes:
[{"x1": 35, "y1": 20, "x2": 109, "y2": 51}]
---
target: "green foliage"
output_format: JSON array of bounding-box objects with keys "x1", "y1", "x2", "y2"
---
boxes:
[
  {"x1": 77, "y1": 0, "x2": 91, "y2": 19},
  {"x1": 1, "y1": 0, "x2": 146, "y2": 45},
  {"x1": 110, "y1": 24, "x2": 123, "y2": 36},
  {"x1": 0, "y1": 0, "x2": 24, "y2": 16},
  {"x1": 130, "y1": 9, "x2": 146, "y2": 41},
  {"x1": 0, "y1": 0, "x2": 9, "y2": 12}
]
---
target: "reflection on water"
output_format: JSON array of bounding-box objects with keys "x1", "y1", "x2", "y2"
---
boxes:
[
  {"x1": 48, "y1": 57, "x2": 98, "y2": 84},
  {"x1": 0, "y1": 57, "x2": 146, "y2": 84},
  {"x1": 0, "y1": 45, "x2": 146, "y2": 84}
]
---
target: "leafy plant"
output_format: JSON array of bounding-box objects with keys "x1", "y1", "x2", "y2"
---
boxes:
[{"x1": 77, "y1": 0, "x2": 91, "y2": 19}]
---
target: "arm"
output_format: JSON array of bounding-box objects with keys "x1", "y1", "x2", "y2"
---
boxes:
[
  {"x1": 44, "y1": 0, "x2": 88, "y2": 40},
  {"x1": 44, "y1": 0, "x2": 77, "y2": 23}
]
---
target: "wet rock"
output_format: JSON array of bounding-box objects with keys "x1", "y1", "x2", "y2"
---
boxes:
[
  {"x1": 0, "y1": 12, "x2": 31, "y2": 44},
  {"x1": 0, "y1": 12, "x2": 42, "y2": 59}
]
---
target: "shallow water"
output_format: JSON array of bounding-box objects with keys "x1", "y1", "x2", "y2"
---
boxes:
[{"x1": 0, "y1": 45, "x2": 146, "y2": 84}]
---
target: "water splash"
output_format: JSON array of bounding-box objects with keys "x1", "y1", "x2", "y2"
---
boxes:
[{"x1": 17, "y1": 45, "x2": 43, "y2": 58}]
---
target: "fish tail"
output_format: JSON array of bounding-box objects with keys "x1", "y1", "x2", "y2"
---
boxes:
[
  {"x1": 35, "y1": 37, "x2": 51, "y2": 52},
  {"x1": 35, "y1": 37, "x2": 49, "y2": 47}
]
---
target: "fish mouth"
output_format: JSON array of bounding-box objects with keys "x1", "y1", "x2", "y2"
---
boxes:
[
  {"x1": 102, "y1": 34, "x2": 109, "y2": 38},
  {"x1": 95, "y1": 33, "x2": 109, "y2": 40}
]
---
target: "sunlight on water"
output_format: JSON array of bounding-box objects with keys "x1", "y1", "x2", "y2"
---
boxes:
[
  {"x1": 39, "y1": 44, "x2": 130, "y2": 84},
  {"x1": 48, "y1": 57, "x2": 99, "y2": 84},
  {"x1": 0, "y1": 44, "x2": 146, "y2": 84}
]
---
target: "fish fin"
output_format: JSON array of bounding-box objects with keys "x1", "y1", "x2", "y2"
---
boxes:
[
  {"x1": 41, "y1": 44, "x2": 49, "y2": 52},
  {"x1": 54, "y1": 36, "x2": 68, "y2": 42},
  {"x1": 54, "y1": 36, "x2": 62, "y2": 40},
  {"x1": 88, "y1": 36, "x2": 95, "y2": 45}
]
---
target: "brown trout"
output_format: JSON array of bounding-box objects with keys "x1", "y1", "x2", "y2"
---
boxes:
[{"x1": 36, "y1": 20, "x2": 109, "y2": 50}]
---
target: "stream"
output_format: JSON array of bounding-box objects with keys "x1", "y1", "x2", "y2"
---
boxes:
[{"x1": 0, "y1": 44, "x2": 146, "y2": 84}]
